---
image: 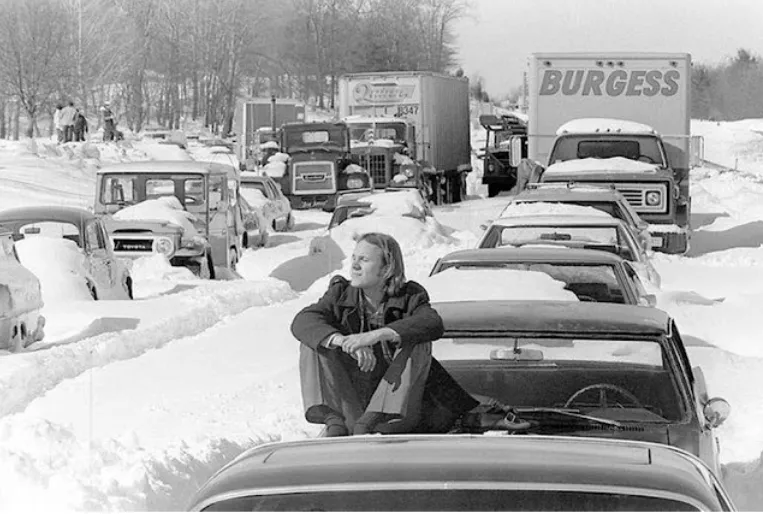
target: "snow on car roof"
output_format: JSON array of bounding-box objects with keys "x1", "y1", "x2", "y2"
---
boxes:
[
  {"x1": 544, "y1": 157, "x2": 660, "y2": 174},
  {"x1": 499, "y1": 201, "x2": 613, "y2": 219},
  {"x1": 491, "y1": 214, "x2": 621, "y2": 228},
  {"x1": 352, "y1": 190, "x2": 429, "y2": 219},
  {"x1": 420, "y1": 268, "x2": 579, "y2": 303},
  {"x1": 556, "y1": 118, "x2": 659, "y2": 136}
]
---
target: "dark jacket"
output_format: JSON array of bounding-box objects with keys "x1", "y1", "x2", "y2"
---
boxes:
[
  {"x1": 74, "y1": 113, "x2": 88, "y2": 133},
  {"x1": 292, "y1": 275, "x2": 478, "y2": 431},
  {"x1": 291, "y1": 275, "x2": 443, "y2": 350}
]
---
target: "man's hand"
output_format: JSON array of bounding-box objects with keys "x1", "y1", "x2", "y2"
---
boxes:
[
  {"x1": 354, "y1": 347, "x2": 376, "y2": 372},
  {"x1": 341, "y1": 328, "x2": 400, "y2": 353}
]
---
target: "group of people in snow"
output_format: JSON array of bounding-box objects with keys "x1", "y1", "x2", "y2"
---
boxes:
[
  {"x1": 291, "y1": 233, "x2": 481, "y2": 436},
  {"x1": 53, "y1": 100, "x2": 120, "y2": 143}
]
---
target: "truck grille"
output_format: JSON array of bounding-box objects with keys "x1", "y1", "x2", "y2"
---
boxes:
[
  {"x1": 613, "y1": 183, "x2": 669, "y2": 213},
  {"x1": 357, "y1": 154, "x2": 388, "y2": 186},
  {"x1": 293, "y1": 162, "x2": 336, "y2": 194},
  {"x1": 113, "y1": 238, "x2": 154, "y2": 252}
]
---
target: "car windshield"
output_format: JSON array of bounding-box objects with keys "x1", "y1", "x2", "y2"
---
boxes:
[
  {"x1": 101, "y1": 174, "x2": 206, "y2": 207},
  {"x1": 203, "y1": 489, "x2": 700, "y2": 511},
  {"x1": 328, "y1": 205, "x2": 375, "y2": 229},
  {"x1": 283, "y1": 126, "x2": 345, "y2": 151},
  {"x1": 0, "y1": 221, "x2": 82, "y2": 247},
  {"x1": 433, "y1": 335, "x2": 684, "y2": 422},
  {"x1": 438, "y1": 263, "x2": 628, "y2": 304},
  {"x1": 241, "y1": 182, "x2": 267, "y2": 195}
]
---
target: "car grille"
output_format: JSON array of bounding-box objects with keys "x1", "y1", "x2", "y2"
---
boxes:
[
  {"x1": 113, "y1": 238, "x2": 154, "y2": 252},
  {"x1": 293, "y1": 161, "x2": 336, "y2": 194},
  {"x1": 598, "y1": 182, "x2": 669, "y2": 213}
]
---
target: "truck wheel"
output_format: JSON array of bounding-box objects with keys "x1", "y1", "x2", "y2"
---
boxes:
[{"x1": 488, "y1": 184, "x2": 502, "y2": 198}]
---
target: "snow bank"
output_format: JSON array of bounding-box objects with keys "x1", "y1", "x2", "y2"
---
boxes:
[
  {"x1": 14, "y1": 237, "x2": 94, "y2": 304},
  {"x1": 330, "y1": 215, "x2": 453, "y2": 251},
  {"x1": 557, "y1": 118, "x2": 658, "y2": 135},
  {"x1": 113, "y1": 197, "x2": 198, "y2": 236},
  {"x1": 356, "y1": 190, "x2": 430, "y2": 219},
  {"x1": 544, "y1": 157, "x2": 660, "y2": 174},
  {"x1": 420, "y1": 268, "x2": 579, "y2": 303},
  {"x1": 499, "y1": 201, "x2": 612, "y2": 219},
  {"x1": 0, "y1": 278, "x2": 296, "y2": 418}
]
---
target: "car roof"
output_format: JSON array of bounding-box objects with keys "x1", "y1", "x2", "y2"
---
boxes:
[
  {"x1": 96, "y1": 160, "x2": 237, "y2": 175},
  {"x1": 490, "y1": 215, "x2": 623, "y2": 227},
  {"x1": 189, "y1": 435, "x2": 720, "y2": 511},
  {"x1": 434, "y1": 300, "x2": 669, "y2": 336},
  {"x1": 437, "y1": 247, "x2": 627, "y2": 266},
  {"x1": 0, "y1": 205, "x2": 95, "y2": 225},
  {"x1": 515, "y1": 185, "x2": 625, "y2": 202}
]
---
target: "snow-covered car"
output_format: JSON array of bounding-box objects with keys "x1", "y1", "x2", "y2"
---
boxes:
[
  {"x1": 428, "y1": 247, "x2": 657, "y2": 306},
  {"x1": 328, "y1": 189, "x2": 434, "y2": 230},
  {"x1": 238, "y1": 196, "x2": 269, "y2": 248},
  {"x1": 0, "y1": 231, "x2": 45, "y2": 351},
  {"x1": 0, "y1": 206, "x2": 133, "y2": 301},
  {"x1": 478, "y1": 214, "x2": 661, "y2": 289},
  {"x1": 188, "y1": 435, "x2": 734, "y2": 512},
  {"x1": 506, "y1": 183, "x2": 654, "y2": 252},
  {"x1": 239, "y1": 173, "x2": 294, "y2": 231}
]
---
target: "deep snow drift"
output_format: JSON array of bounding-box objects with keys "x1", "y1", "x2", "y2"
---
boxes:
[{"x1": 1, "y1": 120, "x2": 763, "y2": 509}]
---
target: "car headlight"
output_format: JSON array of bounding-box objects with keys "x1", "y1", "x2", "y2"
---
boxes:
[
  {"x1": 347, "y1": 177, "x2": 364, "y2": 189},
  {"x1": 181, "y1": 235, "x2": 207, "y2": 251},
  {"x1": 645, "y1": 191, "x2": 662, "y2": 206},
  {"x1": 154, "y1": 237, "x2": 174, "y2": 256},
  {"x1": 488, "y1": 164, "x2": 495, "y2": 172}
]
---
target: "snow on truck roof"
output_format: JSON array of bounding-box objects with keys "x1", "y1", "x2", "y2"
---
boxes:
[
  {"x1": 556, "y1": 118, "x2": 659, "y2": 136},
  {"x1": 544, "y1": 157, "x2": 660, "y2": 174}
]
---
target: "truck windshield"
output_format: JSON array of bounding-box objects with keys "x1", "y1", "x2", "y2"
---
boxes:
[
  {"x1": 550, "y1": 135, "x2": 666, "y2": 166},
  {"x1": 283, "y1": 127, "x2": 345, "y2": 151},
  {"x1": 347, "y1": 122, "x2": 406, "y2": 143}
]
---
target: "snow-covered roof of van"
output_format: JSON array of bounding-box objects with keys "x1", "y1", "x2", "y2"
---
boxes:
[
  {"x1": 556, "y1": 118, "x2": 659, "y2": 136},
  {"x1": 97, "y1": 161, "x2": 238, "y2": 175},
  {"x1": 544, "y1": 157, "x2": 660, "y2": 174}
]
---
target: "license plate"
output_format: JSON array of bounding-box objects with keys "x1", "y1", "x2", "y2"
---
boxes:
[{"x1": 650, "y1": 236, "x2": 663, "y2": 248}]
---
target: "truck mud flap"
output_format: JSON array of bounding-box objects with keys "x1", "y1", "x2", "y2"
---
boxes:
[{"x1": 651, "y1": 230, "x2": 689, "y2": 255}]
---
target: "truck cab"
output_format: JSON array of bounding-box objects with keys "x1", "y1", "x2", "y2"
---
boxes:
[
  {"x1": 529, "y1": 118, "x2": 689, "y2": 254},
  {"x1": 95, "y1": 161, "x2": 246, "y2": 278},
  {"x1": 278, "y1": 121, "x2": 372, "y2": 209},
  {"x1": 479, "y1": 114, "x2": 529, "y2": 197}
]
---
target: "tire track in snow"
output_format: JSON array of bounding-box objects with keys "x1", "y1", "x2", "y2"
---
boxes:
[{"x1": 0, "y1": 278, "x2": 297, "y2": 419}]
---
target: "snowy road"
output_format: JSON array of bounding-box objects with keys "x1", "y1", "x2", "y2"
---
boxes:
[{"x1": 2, "y1": 121, "x2": 763, "y2": 509}]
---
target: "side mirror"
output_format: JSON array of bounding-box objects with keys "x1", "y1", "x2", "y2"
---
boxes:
[
  {"x1": 509, "y1": 136, "x2": 523, "y2": 168},
  {"x1": 703, "y1": 397, "x2": 730, "y2": 429}
]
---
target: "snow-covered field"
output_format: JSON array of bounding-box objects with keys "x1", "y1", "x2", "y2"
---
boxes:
[{"x1": 1, "y1": 120, "x2": 763, "y2": 510}]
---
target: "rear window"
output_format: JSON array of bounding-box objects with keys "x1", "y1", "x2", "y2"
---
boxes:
[
  {"x1": 203, "y1": 489, "x2": 700, "y2": 511},
  {"x1": 494, "y1": 225, "x2": 619, "y2": 247}
]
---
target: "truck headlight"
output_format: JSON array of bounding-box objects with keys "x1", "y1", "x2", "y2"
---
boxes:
[
  {"x1": 645, "y1": 191, "x2": 662, "y2": 206},
  {"x1": 155, "y1": 237, "x2": 174, "y2": 256},
  {"x1": 347, "y1": 177, "x2": 364, "y2": 189},
  {"x1": 181, "y1": 235, "x2": 207, "y2": 251}
]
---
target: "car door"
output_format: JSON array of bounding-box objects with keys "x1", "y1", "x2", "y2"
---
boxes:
[{"x1": 84, "y1": 220, "x2": 113, "y2": 292}]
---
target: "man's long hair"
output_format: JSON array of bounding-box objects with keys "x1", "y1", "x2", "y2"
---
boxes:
[{"x1": 356, "y1": 232, "x2": 406, "y2": 297}]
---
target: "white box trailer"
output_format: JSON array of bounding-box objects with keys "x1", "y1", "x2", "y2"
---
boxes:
[
  {"x1": 528, "y1": 52, "x2": 691, "y2": 168},
  {"x1": 337, "y1": 71, "x2": 471, "y2": 176}
]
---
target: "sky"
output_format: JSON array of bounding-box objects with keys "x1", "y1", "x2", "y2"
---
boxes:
[{"x1": 454, "y1": 0, "x2": 763, "y2": 98}]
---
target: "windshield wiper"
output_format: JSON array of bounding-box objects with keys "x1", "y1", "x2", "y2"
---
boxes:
[{"x1": 515, "y1": 407, "x2": 622, "y2": 428}]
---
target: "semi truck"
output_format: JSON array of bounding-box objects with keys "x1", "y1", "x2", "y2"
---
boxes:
[
  {"x1": 233, "y1": 97, "x2": 305, "y2": 171},
  {"x1": 511, "y1": 53, "x2": 698, "y2": 254},
  {"x1": 337, "y1": 71, "x2": 472, "y2": 204}
]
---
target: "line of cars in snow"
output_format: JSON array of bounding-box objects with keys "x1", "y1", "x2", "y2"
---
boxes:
[
  {"x1": 0, "y1": 159, "x2": 293, "y2": 351},
  {"x1": 188, "y1": 185, "x2": 735, "y2": 511}
]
